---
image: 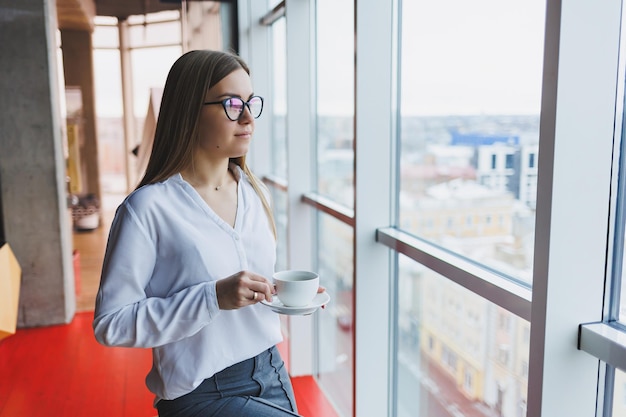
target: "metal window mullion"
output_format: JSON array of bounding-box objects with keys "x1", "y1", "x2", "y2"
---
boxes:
[
  {"x1": 376, "y1": 227, "x2": 532, "y2": 321},
  {"x1": 354, "y1": 1, "x2": 396, "y2": 416},
  {"x1": 301, "y1": 192, "x2": 354, "y2": 226},
  {"x1": 594, "y1": 5, "x2": 626, "y2": 416},
  {"x1": 528, "y1": 1, "x2": 622, "y2": 416},
  {"x1": 262, "y1": 174, "x2": 288, "y2": 192},
  {"x1": 579, "y1": 322, "x2": 626, "y2": 373},
  {"x1": 260, "y1": 1, "x2": 285, "y2": 26},
  {"x1": 239, "y1": 1, "x2": 272, "y2": 177},
  {"x1": 282, "y1": 0, "x2": 316, "y2": 377},
  {"x1": 606, "y1": 0, "x2": 626, "y2": 325}
]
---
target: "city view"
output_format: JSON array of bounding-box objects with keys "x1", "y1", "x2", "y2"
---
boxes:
[{"x1": 314, "y1": 113, "x2": 538, "y2": 417}]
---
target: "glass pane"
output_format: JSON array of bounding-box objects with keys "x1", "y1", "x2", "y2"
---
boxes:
[
  {"x1": 271, "y1": 187, "x2": 289, "y2": 272},
  {"x1": 93, "y1": 23, "x2": 119, "y2": 49},
  {"x1": 398, "y1": 0, "x2": 546, "y2": 285},
  {"x1": 271, "y1": 17, "x2": 287, "y2": 178},
  {"x1": 94, "y1": 49, "x2": 122, "y2": 118},
  {"x1": 93, "y1": 48, "x2": 126, "y2": 193},
  {"x1": 130, "y1": 46, "x2": 182, "y2": 118},
  {"x1": 128, "y1": 20, "x2": 182, "y2": 48},
  {"x1": 316, "y1": 212, "x2": 354, "y2": 417},
  {"x1": 396, "y1": 254, "x2": 530, "y2": 417},
  {"x1": 316, "y1": 0, "x2": 354, "y2": 208}
]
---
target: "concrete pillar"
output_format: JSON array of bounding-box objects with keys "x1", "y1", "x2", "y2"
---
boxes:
[
  {"x1": 0, "y1": 1, "x2": 76, "y2": 326},
  {"x1": 60, "y1": 29, "x2": 102, "y2": 207}
]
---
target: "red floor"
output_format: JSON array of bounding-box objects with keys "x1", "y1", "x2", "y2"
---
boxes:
[
  {"x1": 0, "y1": 312, "x2": 339, "y2": 417},
  {"x1": 291, "y1": 375, "x2": 341, "y2": 417}
]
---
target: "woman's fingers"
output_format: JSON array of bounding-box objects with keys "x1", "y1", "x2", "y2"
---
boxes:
[
  {"x1": 247, "y1": 277, "x2": 274, "y2": 303},
  {"x1": 216, "y1": 271, "x2": 273, "y2": 310}
]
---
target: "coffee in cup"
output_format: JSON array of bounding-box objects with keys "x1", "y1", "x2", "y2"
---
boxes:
[{"x1": 273, "y1": 270, "x2": 319, "y2": 307}]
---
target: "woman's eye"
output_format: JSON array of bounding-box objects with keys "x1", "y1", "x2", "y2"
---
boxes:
[{"x1": 225, "y1": 98, "x2": 243, "y2": 111}]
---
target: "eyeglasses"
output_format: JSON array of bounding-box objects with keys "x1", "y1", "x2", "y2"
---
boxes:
[{"x1": 203, "y1": 96, "x2": 264, "y2": 121}]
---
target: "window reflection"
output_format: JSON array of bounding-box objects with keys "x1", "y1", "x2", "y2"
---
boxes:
[
  {"x1": 397, "y1": 254, "x2": 529, "y2": 417},
  {"x1": 398, "y1": 0, "x2": 545, "y2": 284}
]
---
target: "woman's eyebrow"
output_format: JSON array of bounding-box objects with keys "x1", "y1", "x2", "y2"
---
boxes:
[{"x1": 214, "y1": 92, "x2": 255, "y2": 100}]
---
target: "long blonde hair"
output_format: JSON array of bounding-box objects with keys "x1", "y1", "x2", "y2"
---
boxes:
[{"x1": 137, "y1": 50, "x2": 276, "y2": 237}]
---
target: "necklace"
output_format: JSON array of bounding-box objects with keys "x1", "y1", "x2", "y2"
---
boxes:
[{"x1": 182, "y1": 170, "x2": 227, "y2": 191}]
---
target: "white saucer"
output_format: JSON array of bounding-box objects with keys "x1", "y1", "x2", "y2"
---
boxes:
[{"x1": 261, "y1": 292, "x2": 330, "y2": 316}]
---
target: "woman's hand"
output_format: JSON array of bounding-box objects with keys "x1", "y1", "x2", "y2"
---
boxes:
[
  {"x1": 215, "y1": 271, "x2": 275, "y2": 310},
  {"x1": 317, "y1": 286, "x2": 327, "y2": 309}
]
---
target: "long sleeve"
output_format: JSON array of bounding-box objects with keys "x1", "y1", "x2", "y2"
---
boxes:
[{"x1": 93, "y1": 202, "x2": 221, "y2": 348}]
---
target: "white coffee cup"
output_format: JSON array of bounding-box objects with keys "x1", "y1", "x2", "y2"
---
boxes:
[{"x1": 273, "y1": 270, "x2": 319, "y2": 307}]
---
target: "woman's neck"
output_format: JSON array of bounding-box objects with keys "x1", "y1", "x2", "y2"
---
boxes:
[{"x1": 181, "y1": 160, "x2": 232, "y2": 191}]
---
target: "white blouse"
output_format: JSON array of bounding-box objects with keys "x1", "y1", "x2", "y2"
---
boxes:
[{"x1": 93, "y1": 165, "x2": 282, "y2": 402}]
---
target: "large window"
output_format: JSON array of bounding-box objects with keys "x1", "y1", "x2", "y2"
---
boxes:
[
  {"x1": 244, "y1": 1, "x2": 626, "y2": 416},
  {"x1": 314, "y1": 1, "x2": 355, "y2": 416},
  {"x1": 398, "y1": 0, "x2": 545, "y2": 285},
  {"x1": 93, "y1": 13, "x2": 182, "y2": 193},
  {"x1": 93, "y1": 17, "x2": 125, "y2": 194},
  {"x1": 394, "y1": 4, "x2": 544, "y2": 413}
]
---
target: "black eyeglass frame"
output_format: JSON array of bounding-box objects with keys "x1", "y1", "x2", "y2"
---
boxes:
[{"x1": 203, "y1": 96, "x2": 264, "y2": 121}]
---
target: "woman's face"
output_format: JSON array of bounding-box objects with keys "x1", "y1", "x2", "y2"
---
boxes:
[{"x1": 197, "y1": 68, "x2": 255, "y2": 161}]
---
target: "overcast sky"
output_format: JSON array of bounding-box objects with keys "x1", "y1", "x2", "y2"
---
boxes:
[{"x1": 93, "y1": 0, "x2": 546, "y2": 118}]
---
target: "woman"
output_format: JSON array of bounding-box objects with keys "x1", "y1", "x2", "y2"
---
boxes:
[{"x1": 93, "y1": 50, "x2": 300, "y2": 417}]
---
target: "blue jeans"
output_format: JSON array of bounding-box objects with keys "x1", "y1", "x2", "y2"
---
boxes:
[{"x1": 156, "y1": 346, "x2": 301, "y2": 417}]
